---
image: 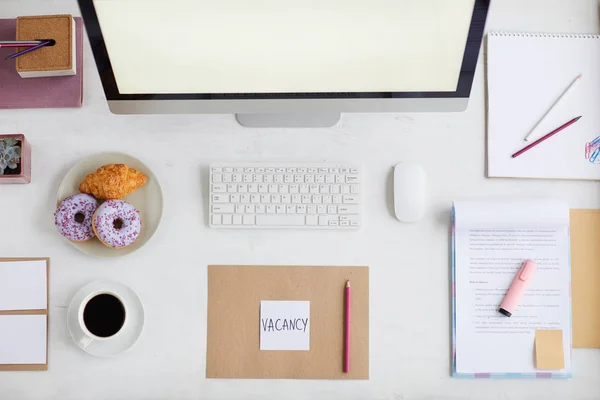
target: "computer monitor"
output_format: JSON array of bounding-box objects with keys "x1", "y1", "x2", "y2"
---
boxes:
[{"x1": 78, "y1": 0, "x2": 489, "y2": 127}]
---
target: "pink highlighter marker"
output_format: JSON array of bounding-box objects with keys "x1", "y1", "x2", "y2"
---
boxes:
[{"x1": 499, "y1": 260, "x2": 536, "y2": 317}]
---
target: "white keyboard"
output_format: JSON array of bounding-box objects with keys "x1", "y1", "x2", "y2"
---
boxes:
[{"x1": 209, "y1": 163, "x2": 362, "y2": 229}]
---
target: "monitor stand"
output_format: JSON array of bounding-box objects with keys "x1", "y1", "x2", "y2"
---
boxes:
[{"x1": 236, "y1": 113, "x2": 340, "y2": 128}]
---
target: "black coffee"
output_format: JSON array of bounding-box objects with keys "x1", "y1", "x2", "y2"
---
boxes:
[{"x1": 83, "y1": 294, "x2": 126, "y2": 338}]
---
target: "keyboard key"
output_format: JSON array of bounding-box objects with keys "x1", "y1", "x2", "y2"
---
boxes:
[
  {"x1": 335, "y1": 175, "x2": 344, "y2": 183},
  {"x1": 350, "y1": 168, "x2": 359, "y2": 174},
  {"x1": 341, "y1": 185, "x2": 350, "y2": 194},
  {"x1": 266, "y1": 167, "x2": 275, "y2": 173},
  {"x1": 310, "y1": 185, "x2": 319, "y2": 194},
  {"x1": 340, "y1": 221, "x2": 350, "y2": 226},
  {"x1": 302, "y1": 195, "x2": 311, "y2": 204},
  {"x1": 306, "y1": 215, "x2": 318, "y2": 225},
  {"x1": 318, "y1": 168, "x2": 328, "y2": 173},
  {"x1": 307, "y1": 206, "x2": 317, "y2": 214},
  {"x1": 235, "y1": 205, "x2": 244, "y2": 214},
  {"x1": 238, "y1": 184, "x2": 248, "y2": 193},
  {"x1": 297, "y1": 205, "x2": 307, "y2": 214},
  {"x1": 274, "y1": 175, "x2": 284, "y2": 183},
  {"x1": 292, "y1": 195, "x2": 302, "y2": 204},
  {"x1": 327, "y1": 205, "x2": 337, "y2": 214},
  {"x1": 212, "y1": 195, "x2": 229, "y2": 203},
  {"x1": 256, "y1": 215, "x2": 305, "y2": 226},
  {"x1": 222, "y1": 214, "x2": 232, "y2": 225},
  {"x1": 212, "y1": 215, "x2": 221, "y2": 225},
  {"x1": 244, "y1": 167, "x2": 254, "y2": 173},
  {"x1": 251, "y1": 195, "x2": 260, "y2": 204},
  {"x1": 320, "y1": 185, "x2": 330, "y2": 194},
  {"x1": 276, "y1": 205, "x2": 286, "y2": 214},
  {"x1": 233, "y1": 174, "x2": 242, "y2": 183},
  {"x1": 245, "y1": 205, "x2": 255, "y2": 214},
  {"x1": 233, "y1": 215, "x2": 243, "y2": 225},
  {"x1": 308, "y1": 167, "x2": 317, "y2": 173},
  {"x1": 231, "y1": 194, "x2": 240, "y2": 203},
  {"x1": 346, "y1": 175, "x2": 360, "y2": 183},
  {"x1": 223, "y1": 174, "x2": 232, "y2": 183},
  {"x1": 285, "y1": 174, "x2": 294, "y2": 183},
  {"x1": 316, "y1": 175, "x2": 325, "y2": 183},
  {"x1": 258, "y1": 184, "x2": 268, "y2": 193},
  {"x1": 294, "y1": 175, "x2": 303, "y2": 183},
  {"x1": 282, "y1": 195, "x2": 291, "y2": 203},
  {"x1": 329, "y1": 168, "x2": 338, "y2": 173},
  {"x1": 300, "y1": 185, "x2": 309, "y2": 194},
  {"x1": 318, "y1": 216, "x2": 329, "y2": 225},
  {"x1": 286, "y1": 205, "x2": 296, "y2": 213},
  {"x1": 279, "y1": 185, "x2": 289, "y2": 193},
  {"x1": 329, "y1": 220, "x2": 339, "y2": 226},
  {"x1": 331, "y1": 185, "x2": 340, "y2": 194},
  {"x1": 333, "y1": 195, "x2": 342, "y2": 204},
  {"x1": 256, "y1": 168, "x2": 265, "y2": 173},
  {"x1": 234, "y1": 167, "x2": 243, "y2": 173},
  {"x1": 249, "y1": 184, "x2": 258, "y2": 193},
  {"x1": 261, "y1": 194, "x2": 270, "y2": 203},
  {"x1": 323, "y1": 195, "x2": 332, "y2": 204},
  {"x1": 272, "y1": 195, "x2": 281, "y2": 203},
  {"x1": 290, "y1": 185, "x2": 299, "y2": 193},
  {"x1": 287, "y1": 167, "x2": 297, "y2": 173},
  {"x1": 269, "y1": 185, "x2": 278, "y2": 193},
  {"x1": 339, "y1": 205, "x2": 359, "y2": 214},
  {"x1": 312, "y1": 195, "x2": 322, "y2": 204},
  {"x1": 351, "y1": 221, "x2": 360, "y2": 226},
  {"x1": 213, "y1": 205, "x2": 235, "y2": 213},
  {"x1": 253, "y1": 175, "x2": 263, "y2": 183},
  {"x1": 305, "y1": 175, "x2": 315, "y2": 183},
  {"x1": 212, "y1": 167, "x2": 223, "y2": 172},
  {"x1": 276, "y1": 167, "x2": 286, "y2": 173},
  {"x1": 212, "y1": 184, "x2": 226, "y2": 193},
  {"x1": 227, "y1": 184, "x2": 237, "y2": 193},
  {"x1": 243, "y1": 174, "x2": 253, "y2": 183},
  {"x1": 351, "y1": 185, "x2": 359, "y2": 194},
  {"x1": 264, "y1": 175, "x2": 274, "y2": 183},
  {"x1": 266, "y1": 205, "x2": 276, "y2": 214},
  {"x1": 224, "y1": 167, "x2": 233, "y2": 173},
  {"x1": 256, "y1": 205, "x2": 266, "y2": 214},
  {"x1": 243, "y1": 214, "x2": 255, "y2": 225},
  {"x1": 340, "y1": 168, "x2": 349, "y2": 173},
  {"x1": 241, "y1": 195, "x2": 250, "y2": 203},
  {"x1": 317, "y1": 205, "x2": 327, "y2": 214},
  {"x1": 343, "y1": 196, "x2": 359, "y2": 204},
  {"x1": 298, "y1": 168, "x2": 307, "y2": 173},
  {"x1": 213, "y1": 174, "x2": 223, "y2": 183},
  {"x1": 326, "y1": 175, "x2": 335, "y2": 183}
]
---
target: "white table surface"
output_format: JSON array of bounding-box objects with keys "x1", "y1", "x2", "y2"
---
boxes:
[{"x1": 2, "y1": 0, "x2": 600, "y2": 399}]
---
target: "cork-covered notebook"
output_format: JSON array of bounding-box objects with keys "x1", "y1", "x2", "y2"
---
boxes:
[
  {"x1": 16, "y1": 15, "x2": 75, "y2": 77},
  {"x1": 0, "y1": 17, "x2": 83, "y2": 109}
]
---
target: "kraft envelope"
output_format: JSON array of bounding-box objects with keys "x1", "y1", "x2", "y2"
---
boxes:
[
  {"x1": 570, "y1": 209, "x2": 600, "y2": 348},
  {"x1": 535, "y1": 330, "x2": 565, "y2": 370},
  {"x1": 206, "y1": 265, "x2": 369, "y2": 379}
]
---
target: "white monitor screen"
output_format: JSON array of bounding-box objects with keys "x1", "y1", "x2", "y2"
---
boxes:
[{"x1": 93, "y1": 0, "x2": 476, "y2": 94}]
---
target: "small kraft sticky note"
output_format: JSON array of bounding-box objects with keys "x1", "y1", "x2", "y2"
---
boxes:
[
  {"x1": 535, "y1": 330, "x2": 565, "y2": 370},
  {"x1": 260, "y1": 300, "x2": 310, "y2": 351}
]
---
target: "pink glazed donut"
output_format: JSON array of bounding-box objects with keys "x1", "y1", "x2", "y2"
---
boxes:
[
  {"x1": 54, "y1": 194, "x2": 98, "y2": 242},
  {"x1": 92, "y1": 200, "x2": 141, "y2": 249}
]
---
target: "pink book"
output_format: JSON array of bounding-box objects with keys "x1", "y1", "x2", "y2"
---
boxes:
[{"x1": 0, "y1": 17, "x2": 83, "y2": 109}]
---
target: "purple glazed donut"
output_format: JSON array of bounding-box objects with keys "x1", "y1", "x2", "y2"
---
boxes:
[
  {"x1": 92, "y1": 200, "x2": 141, "y2": 249},
  {"x1": 54, "y1": 194, "x2": 99, "y2": 242}
]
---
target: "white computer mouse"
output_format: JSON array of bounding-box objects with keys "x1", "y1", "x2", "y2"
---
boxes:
[{"x1": 393, "y1": 162, "x2": 427, "y2": 222}]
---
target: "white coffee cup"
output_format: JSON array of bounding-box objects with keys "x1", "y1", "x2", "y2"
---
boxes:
[{"x1": 76, "y1": 290, "x2": 128, "y2": 349}]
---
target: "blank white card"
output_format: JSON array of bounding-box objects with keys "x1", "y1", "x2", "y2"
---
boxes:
[
  {"x1": 0, "y1": 260, "x2": 47, "y2": 311},
  {"x1": 0, "y1": 315, "x2": 47, "y2": 364}
]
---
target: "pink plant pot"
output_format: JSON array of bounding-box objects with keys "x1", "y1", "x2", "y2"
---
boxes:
[{"x1": 0, "y1": 134, "x2": 31, "y2": 184}]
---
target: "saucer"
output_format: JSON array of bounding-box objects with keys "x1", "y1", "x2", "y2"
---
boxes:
[
  {"x1": 67, "y1": 280, "x2": 145, "y2": 357},
  {"x1": 56, "y1": 152, "x2": 164, "y2": 258}
]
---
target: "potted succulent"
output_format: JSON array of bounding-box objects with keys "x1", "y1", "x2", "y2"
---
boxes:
[{"x1": 0, "y1": 134, "x2": 31, "y2": 184}]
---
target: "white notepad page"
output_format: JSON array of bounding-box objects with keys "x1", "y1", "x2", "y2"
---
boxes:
[
  {"x1": 487, "y1": 32, "x2": 600, "y2": 180},
  {"x1": 0, "y1": 260, "x2": 47, "y2": 311},
  {"x1": 454, "y1": 199, "x2": 571, "y2": 374},
  {"x1": 0, "y1": 315, "x2": 47, "y2": 364}
]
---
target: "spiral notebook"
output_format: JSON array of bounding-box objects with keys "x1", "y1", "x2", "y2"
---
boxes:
[{"x1": 487, "y1": 32, "x2": 600, "y2": 180}]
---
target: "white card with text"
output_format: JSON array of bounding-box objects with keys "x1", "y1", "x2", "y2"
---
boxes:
[{"x1": 260, "y1": 300, "x2": 310, "y2": 351}]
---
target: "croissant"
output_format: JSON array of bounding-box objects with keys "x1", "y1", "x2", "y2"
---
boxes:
[{"x1": 79, "y1": 164, "x2": 147, "y2": 200}]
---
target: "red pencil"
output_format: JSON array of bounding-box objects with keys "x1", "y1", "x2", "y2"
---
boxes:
[
  {"x1": 512, "y1": 116, "x2": 582, "y2": 158},
  {"x1": 343, "y1": 280, "x2": 351, "y2": 373}
]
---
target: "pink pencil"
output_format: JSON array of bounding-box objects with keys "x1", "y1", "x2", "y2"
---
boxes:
[
  {"x1": 512, "y1": 116, "x2": 582, "y2": 158},
  {"x1": 343, "y1": 280, "x2": 351, "y2": 373}
]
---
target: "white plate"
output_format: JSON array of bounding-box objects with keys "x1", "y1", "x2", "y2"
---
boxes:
[
  {"x1": 67, "y1": 280, "x2": 145, "y2": 357},
  {"x1": 56, "y1": 152, "x2": 163, "y2": 258}
]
